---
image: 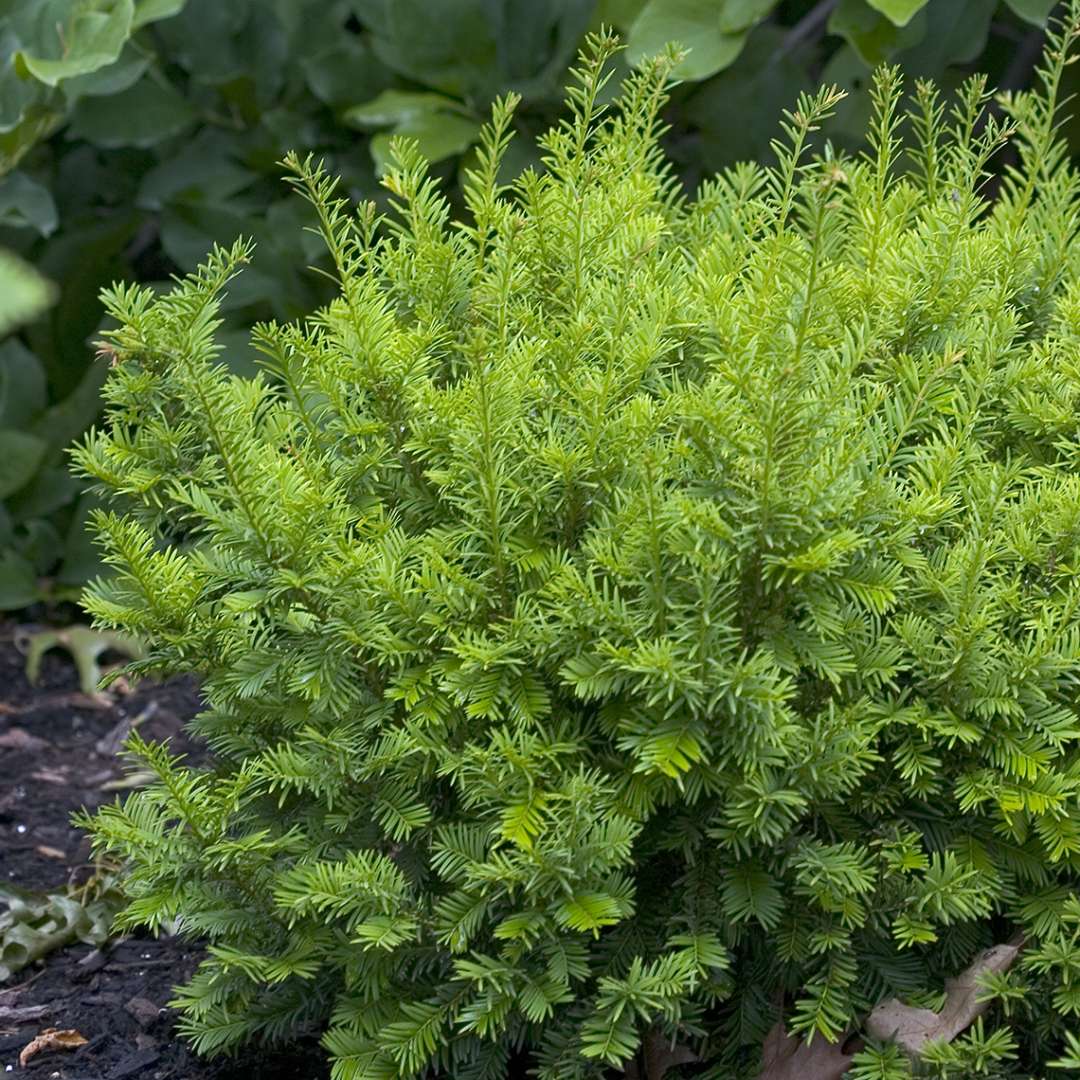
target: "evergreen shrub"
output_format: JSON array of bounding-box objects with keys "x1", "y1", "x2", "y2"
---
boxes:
[{"x1": 76, "y1": 19, "x2": 1080, "y2": 1079}]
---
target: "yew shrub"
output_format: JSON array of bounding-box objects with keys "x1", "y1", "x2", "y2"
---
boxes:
[{"x1": 77, "y1": 19, "x2": 1080, "y2": 1079}]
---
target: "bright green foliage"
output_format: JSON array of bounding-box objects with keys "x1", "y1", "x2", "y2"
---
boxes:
[
  {"x1": 0, "y1": 0, "x2": 1066, "y2": 611},
  {"x1": 76, "y1": 14, "x2": 1080, "y2": 1078}
]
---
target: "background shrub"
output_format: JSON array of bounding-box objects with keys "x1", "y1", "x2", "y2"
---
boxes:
[
  {"x1": 76, "y1": 16, "x2": 1080, "y2": 1078},
  {"x1": 0, "y1": 0, "x2": 1071, "y2": 611}
]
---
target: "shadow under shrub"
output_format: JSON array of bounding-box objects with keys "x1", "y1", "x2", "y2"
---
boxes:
[{"x1": 74, "y1": 17, "x2": 1080, "y2": 1080}]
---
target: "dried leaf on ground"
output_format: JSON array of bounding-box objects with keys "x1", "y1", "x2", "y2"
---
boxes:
[
  {"x1": 756, "y1": 1023, "x2": 858, "y2": 1080},
  {"x1": 757, "y1": 939, "x2": 1023, "y2": 1076},
  {"x1": 866, "y1": 940, "x2": 1023, "y2": 1055},
  {"x1": 624, "y1": 1027, "x2": 699, "y2": 1078},
  {"x1": 19, "y1": 1027, "x2": 88, "y2": 1066}
]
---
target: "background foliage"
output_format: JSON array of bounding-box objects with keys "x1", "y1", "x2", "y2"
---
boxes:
[{"x1": 0, "y1": 0, "x2": 1068, "y2": 611}]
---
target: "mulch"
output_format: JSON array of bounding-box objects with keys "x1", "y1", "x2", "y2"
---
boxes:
[{"x1": 0, "y1": 622, "x2": 326, "y2": 1079}]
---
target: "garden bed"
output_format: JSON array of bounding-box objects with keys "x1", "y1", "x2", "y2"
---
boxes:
[{"x1": 0, "y1": 624, "x2": 325, "y2": 1079}]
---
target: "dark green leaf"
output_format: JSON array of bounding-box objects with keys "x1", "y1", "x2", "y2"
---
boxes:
[
  {"x1": 48, "y1": 144, "x2": 132, "y2": 219},
  {"x1": 11, "y1": 516, "x2": 62, "y2": 572},
  {"x1": 626, "y1": 0, "x2": 752, "y2": 80},
  {"x1": 0, "y1": 428, "x2": 47, "y2": 498},
  {"x1": 0, "y1": 549, "x2": 38, "y2": 609},
  {"x1": 0, "y1": 41, "x2": 42, "y2": 135},
  {"x1": 30, "y1": 356, "x2": 109, "y2": 452},
  {"x1": 352, "y1": 0, "x2": 497, "y2": 97},
  {"x1": 685, "y1": 26, "x2": 812, "y2": 171},
  {"x1": 0, "y1": 171, "x2": 57, "y2": 235},
  {"x1": 0, "y1": 102, "x2": 65, "y2": 175},
  {"x1": 58, "y1": 491, "x2": 105, "y2": 585},
  {"x1": 897, "y1": 0, "x2": 995, "y2": 75},
  {"x1": 717, "y1": 0, "x2": 778, "y2": 33},
  {"x1": 594, "y1": 0, "x2": 648, "y2": 29},
  {"x1": 828, "y1": 0, "x2": 927, "y2": 68},
  {"x1": 137, "y1": 129, "x2": 254, "y2": 208},
  {"x1": 132, "y1": 0, "x2": 186, "y2": 29},
  {"x1": 371, "y1": 114, "x2": 483, "y2": 173},
  {"x1": 344, "y1": 89, "x2": 482, "y2": 173},
  {"x1": 61, "y1": 44, "x2": 149, "y2": 100},
  {"x1": 27, "y1": 217, "x2": 136, "y2": 395},
  {"x1": 819, "y1": 44, "x2": 878, "y2": 147},
  {"x1": 159, "y1": 202, "x2": 319, "y2": 316},
  {"x1": 214, "y1": 327, "x2": 263, "y2": 380},
  {"x1": 68, "y1": 73, "x2": 197, "y2": 147},
  {"x1": 344, "y1": 90, "x2": 472, "y2": 128},
  {"x1": 1003, "y1": 0, "x2": 1056, "y2": 24},
  {"x1": 488, "y1": 0, "x2": 595, "y2": 97},
  {"x1": 865, "y1": 0, "x2": 930, "y2": 27},
  {"x1": 300, "y1": 38, "x2": 389, "y2": 108},
  {"x1": 228, "y1": 8, "x2": 290, "y2": 108},
  {"x1": 7, "y1": 466, "x2": 80, "y2": 521},
  {"x1": 265, "y1": 198, "x2": 325, "y2": 265},
  {"x1": 152, "y1": 0, "x2": 251, "y2": 84},
  {"x1": 0, "y1": 339, "x2": 47, "y2": 426}
]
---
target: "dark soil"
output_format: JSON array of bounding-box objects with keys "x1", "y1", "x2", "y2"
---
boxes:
[{"x1": 0, "y1": 622, "x2": 327, "y2": 1079}]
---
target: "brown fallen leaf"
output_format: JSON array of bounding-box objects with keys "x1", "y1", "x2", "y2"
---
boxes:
[
  {"x1": 624, "y1": 1028, "x2": 699, "y2": 1079},
  {"x1": 19, "y1": 1027, "x2": 88, "y2": 1066},
  {"x1": 757, "y1": 936, "x2": 1024, "y2": 1079},
  {"x1": 865, "y1": 939, "x2": 1023, "y2": 1056},
  {"x1": 756, "y1": 1022, "x2": 857, "y2": 1080}
]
